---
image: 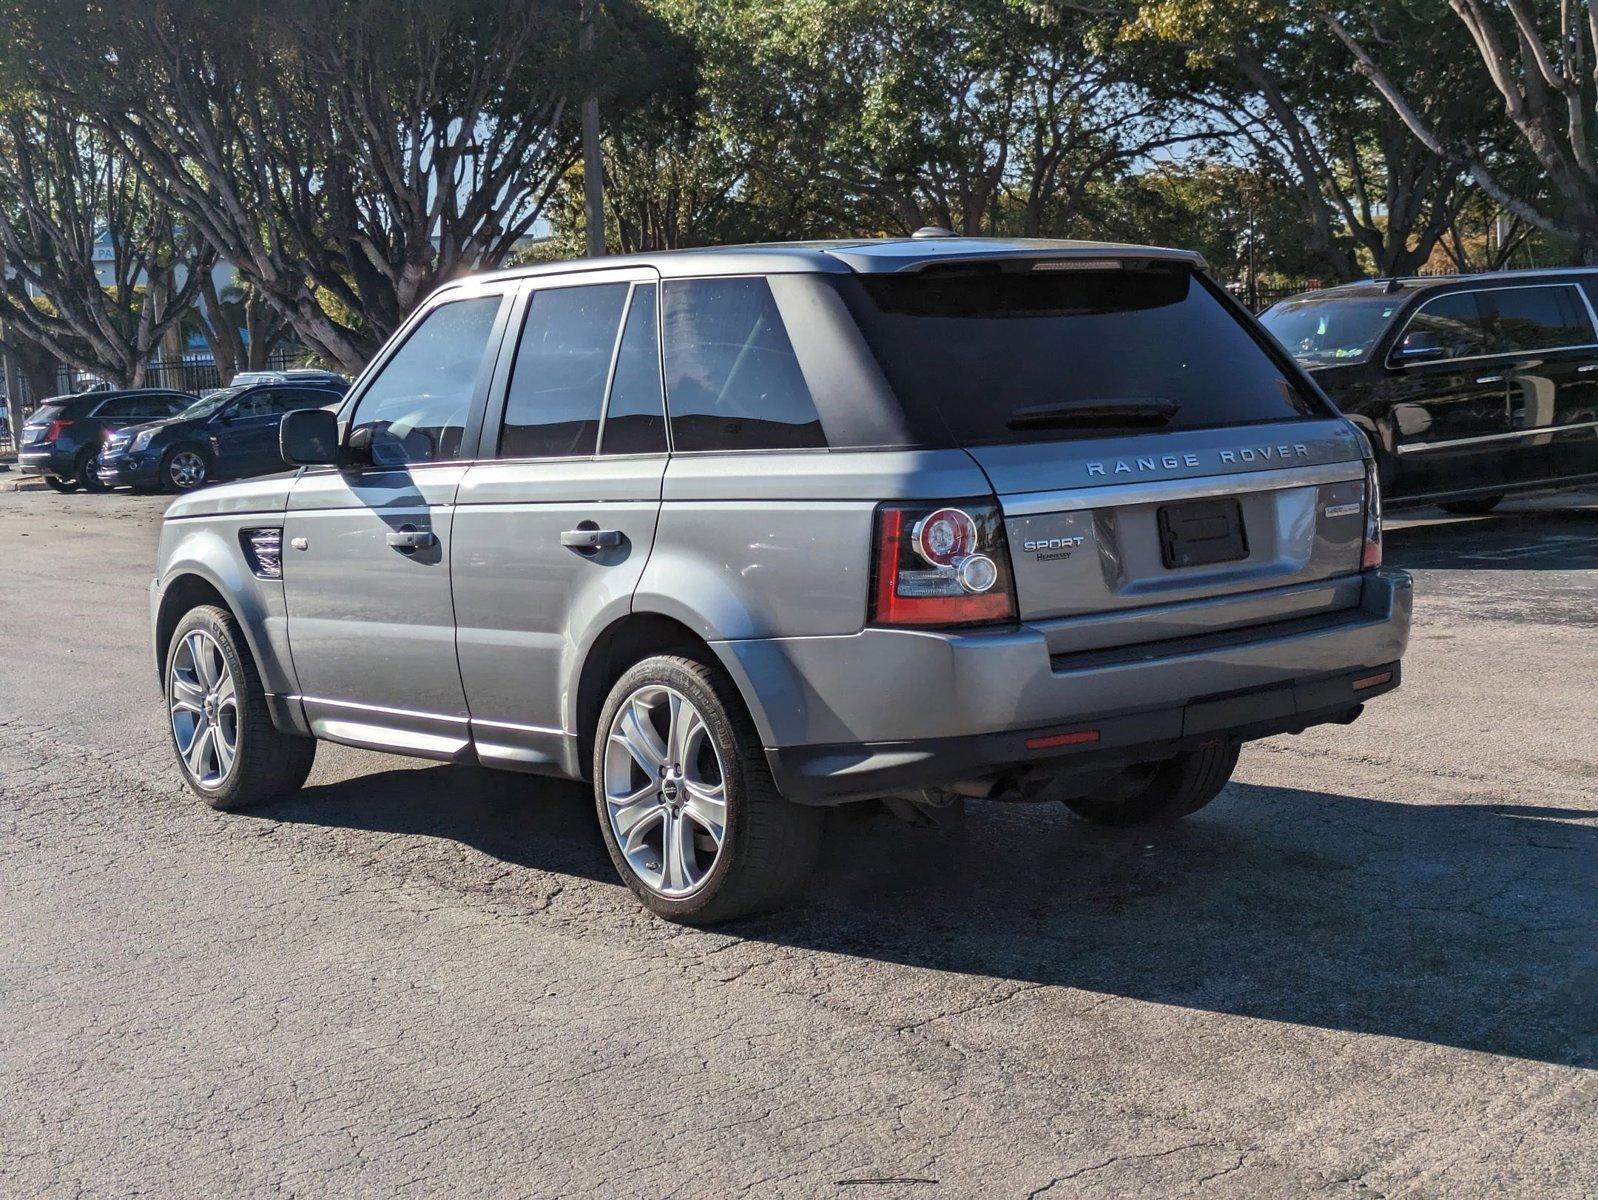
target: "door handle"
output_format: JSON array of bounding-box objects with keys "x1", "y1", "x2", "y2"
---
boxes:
[
  {"x1": 561, "y1": 525, "x2": 623, "y2": 553},
  {"x1": 1579, "y1": 364, "x2": 1598, "y2": 373},
  {"x1": 386, "y1": 527, "x2": 436, "y2": 552},
  {"x1": 1475, "y1": 375, "x2": 1504, "y2": 384}
]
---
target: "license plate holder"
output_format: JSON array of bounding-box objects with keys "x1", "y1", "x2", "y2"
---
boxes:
[{"x1": 1157, "y1": 498, "x2": 1249, "y2": 569}]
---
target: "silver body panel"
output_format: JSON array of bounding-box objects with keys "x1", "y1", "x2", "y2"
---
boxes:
[{"x1": 150, "y1": 239, "x2": 1410, "y2": 800}]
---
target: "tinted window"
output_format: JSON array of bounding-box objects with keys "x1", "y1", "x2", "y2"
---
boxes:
[
  {"x1": 662, "y1": 277, "x2": 825, "y2": 451},
  {"x1": 1482, "y1": 285, "x2": 1593, "y2": 352},
  {"x1": 1395, "y1": 292, "x2": 1491, "y2": 361},
  {"x1": 230, "y1": 390, "x2": 282, "y2": 419},
  {"x1": 500, "y1": 283, "x2": 628, "y2": 459},
  {"x1": 836, "y1": 267, "x2": 1319, "y2": 445},
  {"x1": 95, "y1": 395, "x2": 173, "y2": 419},
  {"x1": 281, "y1": 388, "x2": 341, "y2": 411},
  {"x1": 1260, "y1": 293, "x2": 1403, "y2": 364},
  {"x1": 350, "y1": 294, "x2": 503, "y2": 466},
  {"x1": 600, "y1": 284, "x2": 667, "y2": 455}
]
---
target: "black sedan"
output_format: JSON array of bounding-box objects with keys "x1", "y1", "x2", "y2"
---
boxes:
[
  {"x1": 96, "y1": 380, "x2": 348, "y2": 492},
  {"x1": 1261, "y1": 269, "x2": 1598, "y2": 514},
  {"x1": 16, "y1": 389, "x2": 195, "y2": 492}
]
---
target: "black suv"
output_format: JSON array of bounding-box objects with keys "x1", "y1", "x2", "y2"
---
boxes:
[
  {"x1": 97, "y1": 380, "x2": 348, "y2": 492},
  {"x1": 17, "y1": 389, "x2": 195, "y2": 492},
  {"x1": 1261, "y1": 269, "x2": 1598, "y2": 513}
]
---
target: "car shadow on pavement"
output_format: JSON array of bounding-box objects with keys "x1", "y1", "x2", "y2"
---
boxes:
[
  {"x1": 1386, "y1": 506, "x2": 1598, "y2": 571},
  {"x1": 265, "y1": 764, "x2": 1596, "y2": 1069},
  {"x1": 752, "y1": 782, "x2": 1597, "y2": 1070},
  {"x1": 275, "y1": 765, "x2": 614, "y2": 884}
]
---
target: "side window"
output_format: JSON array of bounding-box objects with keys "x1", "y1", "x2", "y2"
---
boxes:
[
  {"x1": 93, "y1": 396, "x2": 144, "y2": 418},
  {"x1": 599, "y1": 284, "x2": 667, "y2": 455},
  {"x1": 1395, "y1": 292, "x2": 1491, "y2": 362},
  {"x1": 499, "y1": 282, "x2": 629, "y2": 459},
  {"x1": 159, "y1": 396, "x2": 190, "y2": 417},
  {"x1": 280, "y1": 389, "x2": 340, "y2": 412},
  {"x1": 662, "y1": 277, "x2": 825, "y2": 452},
  {"x1": 349, "y1": 294, "x2": 503, "y2": 466},
  {"x1": 1481, "y1": 285, "x2": 1594, "y2": 353},
  {"x1": 230, "y1": 390, "x2": 282, "y2": 420}
]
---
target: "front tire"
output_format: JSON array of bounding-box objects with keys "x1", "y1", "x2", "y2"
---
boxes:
[
  {"x1": 165, "y1": 604, "x2": 315, "y2": 810},
  {"x1": 162, "y1": 446, "x2": 211, "y2": 492},
  {"x1": 77, "y1": 450, "x2": 109, "y2": 493},
  {"x1": 1063, "y1": 740, "x2": 1240, "y2": 827},
  {"x1": 1441, "y1": 494, "x2": 1503, "y2": 516},
  {"x1": 593, "y1": 654, "x2": 823, "y2": 924}
]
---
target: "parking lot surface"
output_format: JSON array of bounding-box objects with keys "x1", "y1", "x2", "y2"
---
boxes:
[{"x1": 1, "y1": 487, "x2": 1594, "y2": 1197}]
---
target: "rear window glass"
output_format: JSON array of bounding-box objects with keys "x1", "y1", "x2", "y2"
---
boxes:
[
  {"x1": 26, "y1": 403, "x2": 64, "y2": 425},
  {"x1": 837, "y1": 267, "x2": 1320, "y2": 446},
  {"x1": 1261, "y1": 292, "x2": 1403, "y2": 364},
  {"x1": 662, "y1": 277, "x2": 826, "y2": 451}
]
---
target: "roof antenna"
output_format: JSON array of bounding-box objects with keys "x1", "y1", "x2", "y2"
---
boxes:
[{"x1": 911, "y1": 226, "x2": 956, "y2": 239}]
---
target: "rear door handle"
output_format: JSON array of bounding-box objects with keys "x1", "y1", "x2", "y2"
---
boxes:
[
  {"x1": 386, "y1": 527, "x2": 436, "y2": 551},
  {"x1": 561, "y1": 525, "x2": 623, "y2": 552},
  {"x1": 1579, "y1": 364, "x2": 1598, "y2": 373},
  {"x1": 1475, "y1": 375, "x2": 1504, "y2": 384}
]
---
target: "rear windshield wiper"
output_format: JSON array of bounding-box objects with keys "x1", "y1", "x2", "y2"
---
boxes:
[{"x1": 1005, "y1": 399, "x2": 1181, "y2": 430}]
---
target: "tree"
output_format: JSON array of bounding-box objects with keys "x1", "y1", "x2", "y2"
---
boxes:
[
  {"x1": 0, "y1": 0, "x2": 634, "y2": 371},
  {"x1": 1325, "y1": 1, "x2": 1598, "y2": 263},
  {"x1": 1128, "y1": 0, "x2": 1489, "y2": 279},
  {"x1": 0, "y1": 97, "x2": 212, "y2": 388}
]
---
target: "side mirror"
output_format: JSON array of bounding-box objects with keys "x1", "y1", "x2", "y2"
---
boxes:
[{"x1": 280, "y1": 407, "x2": 341, "y2": 466}]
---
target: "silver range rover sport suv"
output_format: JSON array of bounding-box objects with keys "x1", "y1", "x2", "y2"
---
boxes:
[{"x1": 151, "y1": 237, "x2": 1412, "y2": 923}]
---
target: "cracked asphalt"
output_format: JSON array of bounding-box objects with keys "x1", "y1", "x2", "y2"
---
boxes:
[{"x1": 1, "y1": 487, "x2": 1594, "y2": 1198}]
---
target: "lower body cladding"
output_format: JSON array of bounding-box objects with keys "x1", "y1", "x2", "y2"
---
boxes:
[
  {"x1": 14, "y1": 450, "x2": 60, "y2": 476},
  {"x1": 722, "y1": 568, "x2": 1413, "y2": 805}
]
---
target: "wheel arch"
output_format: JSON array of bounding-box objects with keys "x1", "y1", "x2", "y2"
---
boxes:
[{"x1": 571, "y1": 611, "x2": 769, "y2": 772}]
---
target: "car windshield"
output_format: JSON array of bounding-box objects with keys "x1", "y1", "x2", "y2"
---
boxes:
[
  {"x1": 177, "y1": 388, "x2": 243, "y2": 420},
  {"x1": 1260, "y1": 292, "x2": 1403, "y2": 364},
  {"x1": 833, "y1": 264, "x2": 1321, "y2": 445}
]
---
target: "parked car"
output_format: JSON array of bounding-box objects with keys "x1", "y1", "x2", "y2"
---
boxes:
[
  {"x1": 98, "y1": 380, "x2": 348, "y2": 492},
  {"x1": 228, "y1": 368, "x2": 347, "y2": 387},
  {"x1": 150, "y1": 237, "x2": 1411, "y2": 923},
  {"x1": 1260, "y1": 269, "x2": 1598, "y2": 513},
  {"x1": 16, "y1": 388, "x2": 195, "y2": 492}
]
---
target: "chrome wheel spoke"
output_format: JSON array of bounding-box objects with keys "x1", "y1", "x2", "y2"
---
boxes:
[
  {"x1": 682, "y1": 780, "x2": 726, "y2": 842},
  {"x1": 612, "y1": 792, "x2": 666, "y2": 854},
  {"x1": 170, "y1": 677, "x2": 205, "y2": 714},
  {"x1": 184, "y1": 720, "x2": 213, "y2": 777},
  {"x1": 618, "y1": 698, "x2": 666, "y2": 772},
  {"x1": 213, "y1": 722, "x2": 237, "y2": 777},
  {"x1": 661, "y1": 811, "x2": 695, "y2": 891},
  {"x1": 668, "y1": 699, "x2": 704, "y2": 770}
]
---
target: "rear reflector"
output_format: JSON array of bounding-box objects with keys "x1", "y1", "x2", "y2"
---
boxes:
[
  {"x1": 1026, "y1": 730, "x2": 1100, "y2": 750},
  {"x1": 1352, "y1": 671, "x2": 1392, "y2": 691}
]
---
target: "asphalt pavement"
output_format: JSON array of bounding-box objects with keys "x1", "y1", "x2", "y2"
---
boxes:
[{"x1": 1, "y1": 487, "x2": 1593, "y2": 1197}]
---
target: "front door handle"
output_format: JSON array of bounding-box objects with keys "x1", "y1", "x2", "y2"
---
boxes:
[
  {"x1": 561, "y1": 524, "x2": 623, "y2": 553},
  {"x1": 1475, "y1": 375, "x2": 1504, "y2": 384},
  {"x1": 387, "y1": 527, "x2": 436, "y2": 552},
  {"x1": 1578, "y1": 363, "x2": 1598, "y2": 373}
]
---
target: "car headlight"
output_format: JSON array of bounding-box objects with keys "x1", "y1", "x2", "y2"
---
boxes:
[{"x1": 131, "y1": 429, "x2": 156, "y2": 452}]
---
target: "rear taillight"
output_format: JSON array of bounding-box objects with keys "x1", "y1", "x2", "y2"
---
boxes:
[
  {"x1": 871, "y1": 499, "x2": 1017, "y2": 627},
  {"x1": 43, "y1": 418, "x2": 74, "y2": 442},
  {"x1": 1362, "y1": 457, "x2": 1383, "y2": 569}
]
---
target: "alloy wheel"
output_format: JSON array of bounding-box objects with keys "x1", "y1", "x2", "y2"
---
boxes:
[
  {"x1": 168, "y1": 451, "x2": 207, "y2": 490},
  {"x1": 603, "y1": 684, "x2": 728, "y2": 899},
  {"x1": 169, "y1": 630, "x2": 239, "y2": 790}
]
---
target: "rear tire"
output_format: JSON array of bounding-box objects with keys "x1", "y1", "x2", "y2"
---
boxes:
[
  {"x1": 1063, "y1": 740, "x2": 1240, "y2": 827},
  {"x1": 165, "y1": 604, "x2": 315, "y2": 810},
  {"x1": 1441, "y1": 495, "x2": 1503, "y2": 516},
  {"x1": 43, "y1": 475, "x2": 78, "y2": 493},
  {"x1": 593, "y1": 654, "x2": 823, "y2": 924}
]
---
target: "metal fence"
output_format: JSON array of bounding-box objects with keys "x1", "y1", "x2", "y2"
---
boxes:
[{"x1": 1, "y1": 346, "x2": 316, "y2": 456}]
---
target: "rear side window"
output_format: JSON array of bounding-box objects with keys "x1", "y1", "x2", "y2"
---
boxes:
[
  {"x1": 230, "y1": 390, "x2": 283, "y2": 419},
  {"x1": 349, "y1": 294, "x2": 504, "y2": 466},
  {"x1": 500, "y1": 282, "x2": 629, "y2": 459},
  {"x1": 280, "y1": 389, "x2": 341, "y2": 411},
  {"x1": 1395, "y1": 292, "x2": 1493, "y2": 361},
  {"x1": 662, "y1": 277, "x2": 825, "y2": 452},
  {"x1": 836, "y1": 267, "x2": 1320, "y2": 446},
  {"x1": 600, "y1": 284, "x2": 668, "y2": 455},
  {"x1": 1482, "y1": 285, "x2": 1593, "y2": 352}
]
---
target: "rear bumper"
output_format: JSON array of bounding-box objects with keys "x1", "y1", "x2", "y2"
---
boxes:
[
  {"x1": 16, "y1": 448, "x2": 62, "y2": 475},
  {"x1": 718, "y1": 568, "x2": 1412, "y2": 804}
]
